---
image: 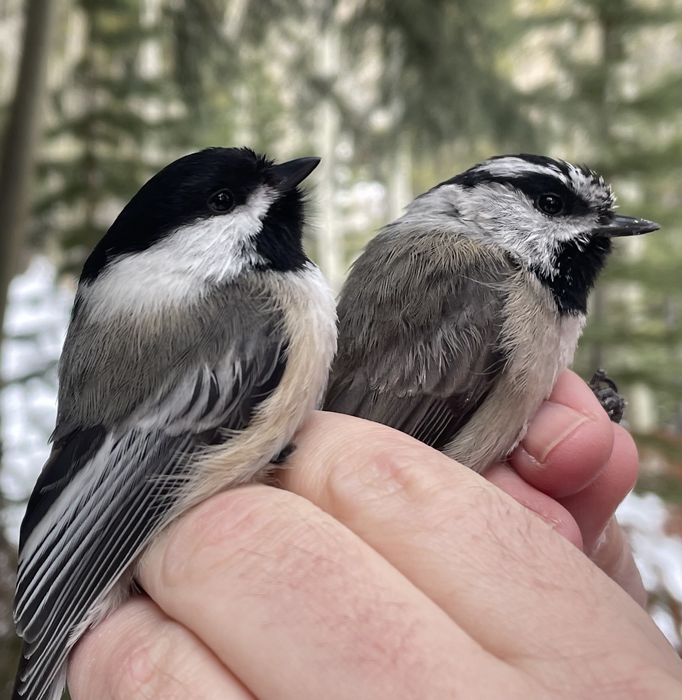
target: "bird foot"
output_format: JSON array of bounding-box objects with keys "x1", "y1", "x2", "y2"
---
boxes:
[
  {"x1": 589, "y1": 368, "x2": 625, "y2": 424},
  {"x1": 270, "y1": 442, "x2": 296, "y2": 465}
]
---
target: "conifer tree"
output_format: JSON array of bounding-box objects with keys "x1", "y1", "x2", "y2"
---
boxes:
[
  {"x1": 521, "y1": 0, "x2": 682, "y2": 636},
  {"x1": 524, "y1": 0, "x2": 682, "y2": 460},
  {"x1": 32, "y1": 0, "x2": 180, "y2": 275}
]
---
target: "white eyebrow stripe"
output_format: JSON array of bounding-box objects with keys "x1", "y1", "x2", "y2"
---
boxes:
[{"x1": 476, "y1": 158, "x2": 570, "y2": 186}]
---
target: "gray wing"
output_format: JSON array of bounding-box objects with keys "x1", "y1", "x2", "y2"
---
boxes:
[
  {"x1": 13, "y1": 289, "x2": 287, "y2": 700},
  {"x1": 324, "y1": 231, "x2": 514, "y2": 450}
]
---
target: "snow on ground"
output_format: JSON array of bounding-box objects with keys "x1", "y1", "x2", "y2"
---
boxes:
[
  {"x1": 618, "y1": 492, "x2": 682, "y2": 649},
  {"x1": 1, "y1": 257, "x2": 72, "y2": 542}
]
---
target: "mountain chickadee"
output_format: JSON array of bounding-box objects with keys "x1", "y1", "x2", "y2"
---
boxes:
[{"x1": 325, "y1": 154, "x2": 658, "y2": 472}]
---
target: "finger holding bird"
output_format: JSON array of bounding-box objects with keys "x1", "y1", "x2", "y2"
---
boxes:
[{"x1": 12, "y1": 150, "x2": 656, "y2": 700}]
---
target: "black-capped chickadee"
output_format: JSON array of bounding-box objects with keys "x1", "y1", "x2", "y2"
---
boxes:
[
  {"x1": 325, "y1": 154, "x2": 658, "y2": 472},
  {"x1": 12, "y1": 148, "x2": 337, "y2": 700}
]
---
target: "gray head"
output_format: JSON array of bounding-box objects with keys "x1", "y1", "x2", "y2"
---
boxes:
[{"x1": 395, "y1": 154, "x2": 659, "y2": 314}]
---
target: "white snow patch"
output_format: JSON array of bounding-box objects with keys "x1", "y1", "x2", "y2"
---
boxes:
[
  {"x1": 1, "y1": 257, "x2": 73, "y2": 543},
  {"x1": 618, "y1": 491, "x2": 682, "y2": 648}
]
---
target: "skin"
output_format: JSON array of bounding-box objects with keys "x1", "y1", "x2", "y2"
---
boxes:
[{"x1": 68, "y1": 370, "x2": 681, "y2": 700}]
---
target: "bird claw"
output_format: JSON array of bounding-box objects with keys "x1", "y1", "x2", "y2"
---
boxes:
[{"x1": 589, "y1": 368, "x2": 625, "y2": 424}]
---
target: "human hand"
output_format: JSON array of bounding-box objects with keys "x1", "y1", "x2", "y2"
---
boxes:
[
  {"x1": 486, "y1": 369, "x2": 644, "y2": 604},
  {"x1": 69, "y1": 389, "x2": 680, "y2": 699}
]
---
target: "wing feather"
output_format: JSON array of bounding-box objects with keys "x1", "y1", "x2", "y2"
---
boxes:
[
  {"x1": 325, "y1": 231, "x2": 514, "y2": 451},
  {"x1": 13, "y1": 327, "x2": 287, "y2": 700}
]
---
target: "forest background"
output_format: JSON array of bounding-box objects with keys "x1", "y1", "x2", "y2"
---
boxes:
[{"x1": 1, "y1": 0, "x2": 682, "y2": 695}]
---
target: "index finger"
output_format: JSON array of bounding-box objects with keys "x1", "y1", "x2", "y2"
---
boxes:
[
  {"x1": 282, "y1": 412, "x2": 680, "y2": 678},
  {"x1": 135, "y1": 485, "x2": 520, "y2": 700}
]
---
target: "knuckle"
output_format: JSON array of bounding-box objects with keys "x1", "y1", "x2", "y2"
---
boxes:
[
  {"x1": 69, "y1": 601, "x2": 182, "y2": 700},
  {"x1": 111, "y1": 627, "x2": 192, "y2": 700},
  {"x1": 327, "y1": 427, "x2": 464, "y2": 516}
]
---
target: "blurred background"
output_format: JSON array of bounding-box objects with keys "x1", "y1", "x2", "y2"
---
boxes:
[{"x1": 1, "y1": 0, "x2": 682, "y2": 694}]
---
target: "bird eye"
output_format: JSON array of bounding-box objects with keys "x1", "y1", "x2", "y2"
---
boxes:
[
  {"x1": 537, "y1": 193, "x2": 564, "y2": 216},
  {"x1": 207, "y1": 189, "x2": 235, "y2": 213}
]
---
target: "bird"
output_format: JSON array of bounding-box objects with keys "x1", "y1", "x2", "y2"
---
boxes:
[
  {"x1": 12, "y1": 147, "x2": 337, "y2": 700},
  {"x1": 324, "y1": 153, "x2": 658, "y2": 473}
]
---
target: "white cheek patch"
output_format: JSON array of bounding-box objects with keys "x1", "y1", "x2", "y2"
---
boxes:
[
  {"x1": 400, "y1": 182, "x2": 596, "y2": 277},
  {"x1": 430, "y1": 183, "x2": 598, "y2": 278},
  {"x1": 83, "y1": 186, "x2": 276, "y2": 318},
  {"x1": 456, "y1": 184, "x2": 558, "y2": 273},
  {"x1": 399, "y1": 159, "x2": 611, "y2": 279}
]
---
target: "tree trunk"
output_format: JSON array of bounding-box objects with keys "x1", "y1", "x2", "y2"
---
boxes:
[
  {"x1": 0, "y1": 0, "x2": 61, "y2": 336},
  {"x1": 387, "y1": 132, "x2": 412, "y2": 223},
  {"x1": 315, "y1": 24, "x2": 343, "y2": 291}
]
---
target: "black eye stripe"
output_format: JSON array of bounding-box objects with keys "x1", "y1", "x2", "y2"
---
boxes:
[
  {"x1": 447, "y1": 170, "x2": 591, "y2": 217},
  {"x1": 495, "y1": 176, "x2": 588, "y2": 216}
]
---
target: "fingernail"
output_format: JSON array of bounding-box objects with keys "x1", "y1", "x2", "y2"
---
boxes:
[{"x1": 522, "y1": 402, "x2": 589, "y2": 465}]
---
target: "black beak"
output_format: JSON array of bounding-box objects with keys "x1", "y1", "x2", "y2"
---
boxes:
[
  {"x1": 269, "y1": 157, "x2": 320, "y2": 193},
  {"x1": 594, "y1": 214, "x2": 660, "y2": 237}
]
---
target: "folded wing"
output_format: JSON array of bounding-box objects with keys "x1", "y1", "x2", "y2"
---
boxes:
[
  {"x1": 13, "y1": 323, "x2": 287, "y2": 700},
  {"x1": 325, "y1": 233, "x2": 514, "y2": 450}
]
